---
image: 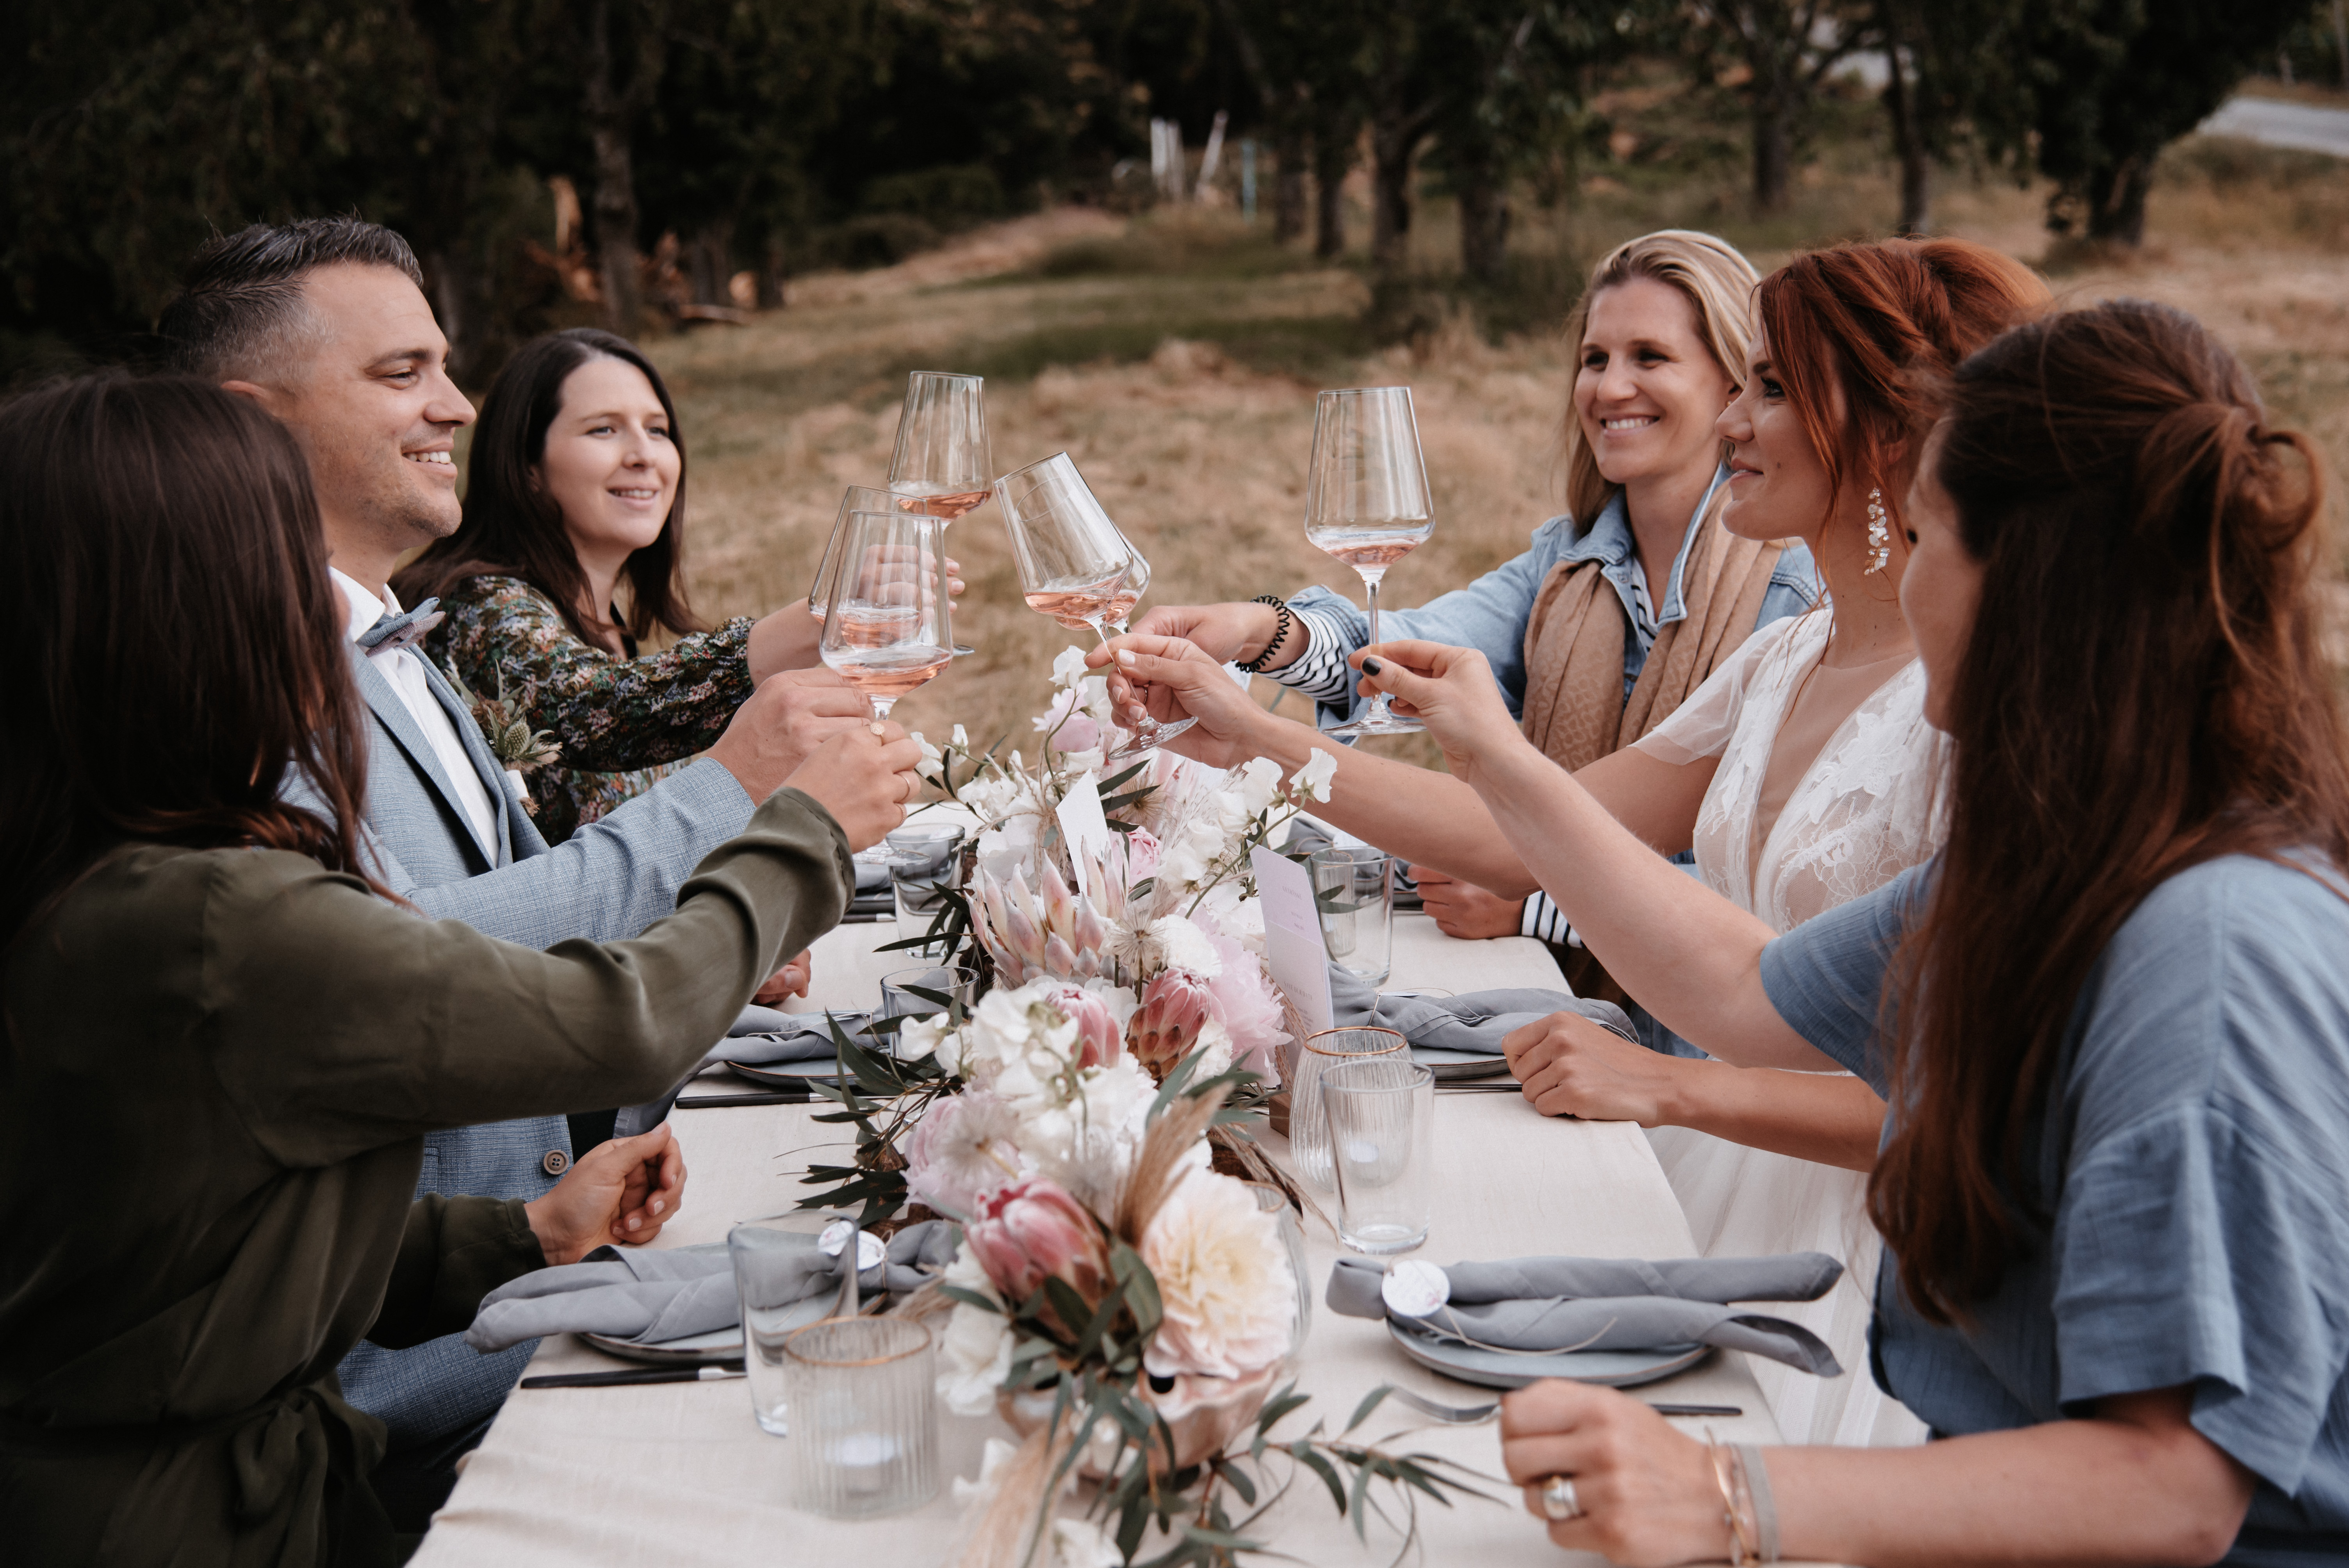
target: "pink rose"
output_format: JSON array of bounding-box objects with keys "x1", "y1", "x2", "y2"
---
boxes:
[
  {"x1": 964, "y1": 1177, "x2": 1112, "y2": 1319},
  {"x1": 903, "y1": 1089, "x2": 1024, "y2": 1217},
  {"x1": 1039, "y1": 982, "x2": 1124, "y2": 1070},
  {"x1": 1118, "y1": 827, "x2": 1163, "y2": 882},
  {"x1": 1204, "y1": 935, "x2": 1288, "y2": 1087},
  {"x1": 1127, "y1": 968, "x2": 1214, "y2": 1082}
]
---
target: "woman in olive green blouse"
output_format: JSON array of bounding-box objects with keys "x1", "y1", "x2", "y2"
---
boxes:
[{"x1": 0, "y1": 376, "x2": 920, "y2": 1565}]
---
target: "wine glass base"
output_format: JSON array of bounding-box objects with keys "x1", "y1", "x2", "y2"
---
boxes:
[{"x1": 1326, "y1": 713, "x2": 1423, "y2": 738}]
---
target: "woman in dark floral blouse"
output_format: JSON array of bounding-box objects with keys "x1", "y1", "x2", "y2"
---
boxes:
[{"x1": 396, "y1": 328, "x2": 825, "y2": 846}]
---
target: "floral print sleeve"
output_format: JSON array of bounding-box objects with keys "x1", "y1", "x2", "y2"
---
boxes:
[{"x1": 423, "y1": 575, "x2": 756, "y2": 844}]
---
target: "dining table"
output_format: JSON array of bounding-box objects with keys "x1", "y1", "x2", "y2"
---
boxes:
[{"x1": 412, "y1": 907, "x2": 1833, "y2": 1568}]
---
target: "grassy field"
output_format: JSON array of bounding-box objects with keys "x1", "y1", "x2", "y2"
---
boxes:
[{"x1": 648, "y1": 116, "x2": 2349, "y2": 758}]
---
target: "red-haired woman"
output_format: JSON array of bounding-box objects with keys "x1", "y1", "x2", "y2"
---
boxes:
[
  {"x1": 1093, "y1": 237, "x2": 2050, "y2": 1448},
  {"x1": 1365, "y1": 300, "x2": 2349, "y2": 1560}
]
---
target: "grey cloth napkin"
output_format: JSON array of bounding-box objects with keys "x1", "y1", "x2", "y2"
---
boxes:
[
  {"x1": 1326, "y1": 964, "x2": 1637, "y2": 1057},
  {"x1": 1327, "y1": 1253, "x2": 1845, "y2": 1376},
  {"x1": 613, "y1": 1007, "x2": 875, "y2": 1136},
  {"x1": 467, "y1": 1220, "x2": 959, "y2": 1353}
]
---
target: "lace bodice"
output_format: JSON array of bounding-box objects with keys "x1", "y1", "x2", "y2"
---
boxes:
[{"x1": 1634, "y1": 611, "x2": 1949, "y2": 932}]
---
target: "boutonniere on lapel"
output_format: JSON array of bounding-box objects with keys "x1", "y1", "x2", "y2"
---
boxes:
[{"x1": 444, "y1": 663, "x2": 561, "y2": 813}]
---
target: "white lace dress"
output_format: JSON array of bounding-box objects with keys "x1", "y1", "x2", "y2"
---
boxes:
[{"x1": 1629, "y1": 609, "x2": 1949, "y2": 1447}]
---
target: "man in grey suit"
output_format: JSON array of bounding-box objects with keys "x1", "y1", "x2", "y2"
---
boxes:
[{"x1": 159, "y1": 217, "x2": 887, "y2": 1524}]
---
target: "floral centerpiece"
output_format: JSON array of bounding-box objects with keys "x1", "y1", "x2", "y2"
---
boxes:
[
  {"x1": 903, "y1": 1002, "x2": 1485, "y2": 1568},
  {"x1": 793, "y1": 654, "x2": 1485, "y2": 1564}
]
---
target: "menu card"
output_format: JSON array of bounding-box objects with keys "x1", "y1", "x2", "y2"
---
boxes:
[
  {"x1": 1250, "y1": 845, "x2": 1333, "y2": 1038},
  {"x1": 1055, "y1": 773, "x2": 1114, "y2": 870}
]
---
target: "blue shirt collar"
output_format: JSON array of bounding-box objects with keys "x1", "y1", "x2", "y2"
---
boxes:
[{"x1": 1558, "y1": 464, "x2": 1731, "y2": 629}]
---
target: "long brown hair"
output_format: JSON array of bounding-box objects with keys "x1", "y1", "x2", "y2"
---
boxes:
[
  {"x1": 1871, "y1": 300, "x2": 2349, "y2": 1324},
  {"x1": 1757, "y1": 238, "x2": 2050, "y2": 543},
  {"x1": 395, "y1": 328, "x2": 702, "y2": 647},
  {"x1": 0, "y1": 375, "x2": 380, "y2": 949}
]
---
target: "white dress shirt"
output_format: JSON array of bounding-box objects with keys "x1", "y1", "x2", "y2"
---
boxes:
[{"x1": 331, "y1": 568, "x2": 502, "y2": 855}]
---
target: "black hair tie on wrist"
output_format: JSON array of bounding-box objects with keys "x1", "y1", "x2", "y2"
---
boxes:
[{"x1": 1238, "y1": 595, "x2": 1294, "y2": 674}]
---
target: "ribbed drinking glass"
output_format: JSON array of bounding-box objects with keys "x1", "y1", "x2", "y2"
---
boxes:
[
  {"x1": 1287, "y1": 1026, "x2": 1407, "y2": 1188},
  {"x1": 782, "y1": 1316, "x2": 939, "y2": 1518}
]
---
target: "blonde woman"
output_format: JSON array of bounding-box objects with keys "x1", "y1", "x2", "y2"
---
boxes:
[{"x1": 1135, "y1": 231, "x2": 1818, "y2": 1004}]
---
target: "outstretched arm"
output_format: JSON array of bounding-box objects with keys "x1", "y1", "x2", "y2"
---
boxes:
[
  {"x1": 1090, "y1": 634, "x2": 1719, "y2": 899},
  {"x1": 1355, "y1": 639, "x2": 1826, "y2": 1069}
]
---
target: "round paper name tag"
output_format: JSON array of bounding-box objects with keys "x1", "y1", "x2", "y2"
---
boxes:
[
  {"x1": 1381, "y1": 1259, "x2": 1451, "y2": 1317},
  {"x1": 822, "y1": 1220, "x2": 887, "y2": 1273}
]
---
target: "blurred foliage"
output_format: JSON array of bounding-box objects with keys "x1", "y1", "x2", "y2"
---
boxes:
[{"x1": 0, "y1": 0, "x2": 2328, "y2": 382}]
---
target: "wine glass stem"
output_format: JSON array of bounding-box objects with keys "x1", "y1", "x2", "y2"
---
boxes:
[
  {"x1": 1360, "y1": 569, "x2": 1390, "y2": 718},
  {"x1": 872, "y1": 697, "x2": 896, "y2": 721}
]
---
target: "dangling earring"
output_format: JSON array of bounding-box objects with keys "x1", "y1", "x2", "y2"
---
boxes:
[{"x1": 1864, "y1": 486, "x2": 1891, "y2": 575}]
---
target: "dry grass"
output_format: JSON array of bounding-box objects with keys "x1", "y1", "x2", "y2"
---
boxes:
[{"x1": 649, "y1": 133, "x2": 2349, "y2": 753}]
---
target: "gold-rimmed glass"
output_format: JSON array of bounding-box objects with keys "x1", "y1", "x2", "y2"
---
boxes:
[
  {"x1": 1287, "y1": 1025, "x2": 1407, "y2": 1188},
  {"x1": 781, "y1": 1315, "x2": 938, "y2": 1518}
]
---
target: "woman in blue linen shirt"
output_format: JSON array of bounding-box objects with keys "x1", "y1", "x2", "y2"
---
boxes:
[{"x1": 1342, "y1": 299, "x2": 2349, "y2": 1562}]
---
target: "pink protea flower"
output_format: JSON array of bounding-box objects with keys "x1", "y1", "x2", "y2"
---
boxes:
[
  {"x1": 1203, "y1": 935, "x2": 1288, "y2": 1087},
  {"x1": 1127, "y1": 968, "x2": 1215, "y2": 1082},
  {"x1": 1038, "y1": 982, "x2": 1125, "y2": 1070},
  {"x1": 964, "y1": 1176, "x2": 1112, "y2": 1323}
]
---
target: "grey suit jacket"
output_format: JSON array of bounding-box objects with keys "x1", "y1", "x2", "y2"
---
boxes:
[{"x1": 319, "y1": 644, "x2": 754, "y2": 1447}]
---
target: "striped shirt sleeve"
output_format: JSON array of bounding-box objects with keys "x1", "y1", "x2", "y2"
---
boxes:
[{"x1": 1267, "y1": 605, "x2": 1356, "y2": 705}]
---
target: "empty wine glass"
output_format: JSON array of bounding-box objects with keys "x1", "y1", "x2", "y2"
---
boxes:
[
  {"x1": 1305, "y1": 387, "x2": 1434, "y2": 737},
  {"x1": 889, "y1": 372, "x2": 990, "y2": 656},
  {"x1": 995, "y1": 453, "x2": 1192, "y2": 755},
  {"x1": 819, "y1": 509, "x2": 955, "y2": 721},
  {"x1": 808, "y1": 485, "x2": 949, "y2": 624}
]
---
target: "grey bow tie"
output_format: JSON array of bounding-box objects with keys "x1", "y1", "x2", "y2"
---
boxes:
[{"x1": 359, "y1": 597, "x2": 444, "y2": 658}]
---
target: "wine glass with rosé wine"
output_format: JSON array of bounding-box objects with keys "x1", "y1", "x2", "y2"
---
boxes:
[
  {"x1": 994, "y1": 452, "x2": 1195, "y2": 757},
  {"x1": 807, "y1": 485, "x2": 952, "y2": 625},
  {"x1": 1303, "y1": 386, "x2": 1434, "y2": 738},
  {"x1": 887, "y1": 372, "x2": 992, "y2": 656},
  {"x1": 818, "y1": 509, "x2": 956, "y2": 722}
]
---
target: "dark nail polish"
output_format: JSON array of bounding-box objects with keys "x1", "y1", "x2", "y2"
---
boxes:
[{"x1": 1361, "y1": 656, "x2": 1384, "y2": 676}]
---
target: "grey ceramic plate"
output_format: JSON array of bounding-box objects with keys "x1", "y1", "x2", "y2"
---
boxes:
[
  {"x1": 1387, "y1": 1322, "x2": 1709, "y2": 1390},
  {"x1": 1410, "y1": 1044, "x2": 1515, "y2": 1082},
  {"x1": 581, "y1": 1291, "x2": 886, "y2": 1365}
]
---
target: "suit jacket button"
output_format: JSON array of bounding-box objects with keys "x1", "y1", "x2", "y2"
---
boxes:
[{"x1": 542, "y1": 1149, "x2": 570, "y2": 1176}]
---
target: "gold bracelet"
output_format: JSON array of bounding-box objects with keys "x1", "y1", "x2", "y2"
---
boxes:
[{"x1": 1706, "y1": 1430, "x2": 1759, "y2": 1566}]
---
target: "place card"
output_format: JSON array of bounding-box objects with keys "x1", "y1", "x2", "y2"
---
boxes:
[
  {"x1": 1055, "y1": 772, "x2": 1114, "y2": 869},
  {"x1": 1251, "y1": 845, "x2": 1333, "y2": 1038}
]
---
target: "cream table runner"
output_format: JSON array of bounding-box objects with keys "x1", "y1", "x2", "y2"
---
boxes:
[{"x1": 415, "y1": 915, "x2": 1824, "y2": 1567}]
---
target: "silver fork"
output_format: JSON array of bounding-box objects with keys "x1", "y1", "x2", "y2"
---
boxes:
[{"x1": 1385, "y1": 1388, "x2": 1500, "y2": 1425}]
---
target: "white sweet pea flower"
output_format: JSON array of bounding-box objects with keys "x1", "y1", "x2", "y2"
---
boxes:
[
  {"x1": 914, "y1": 732, "x2": 943, "y2": 771},
  {"x1": 1234, "y1": 755, "x2": 1283, "y2": 816},
  {"x1": 1294, "y1": 748, "x2": 1337, "y2": 802},
  {"x1": 936, "y1": 1244, "x2": 1014, "y2": 1415},
  {"x1": 895, "y1": 1012, "x2": 952, "y2": 1064},
  {"x1": 1051, "y1": 645, "x2": 1090, "y2": 690},
  {"x1": 951, "y1": 723, "x2": 969, "y2": 749}
]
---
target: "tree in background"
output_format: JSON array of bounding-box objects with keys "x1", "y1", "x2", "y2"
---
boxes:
[
  {"x1": 1684, "y1": 0, "x2": 1870, "y2": 210},
  {"x1": 1870, "y1": 0, "x2": 2035, "y2": 235},
  {"x1": 2020, "y1": 0, "x2": 2327, "y2": 243},
  {"x1": 1207, "y1": 0, "x2": 1366, "y2": 255},
  {"x1": 640, "y1": 0, "x2": 878, "y2": 310}
]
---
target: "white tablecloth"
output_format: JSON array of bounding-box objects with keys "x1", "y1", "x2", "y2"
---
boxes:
[{"x1": 414, "y1": 915, "x2": 1801, "y2": 1567}]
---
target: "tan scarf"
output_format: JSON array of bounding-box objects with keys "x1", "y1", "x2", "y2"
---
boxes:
[
  {"x1": 1520, "y1": 487, "x2": 1787, "y2": 773},
  {"x1": 1516, "y1": 488, "x2": 1788, "y2": 1007}
]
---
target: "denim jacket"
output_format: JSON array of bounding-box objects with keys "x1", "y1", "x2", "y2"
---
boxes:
[{"x1": 1287, "y1": 471, "x2": 1821, "y2": 730}]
